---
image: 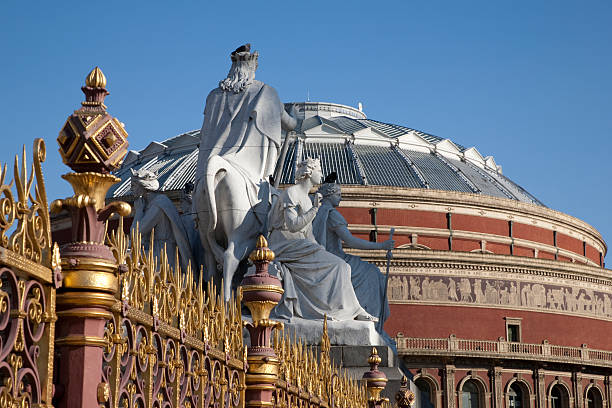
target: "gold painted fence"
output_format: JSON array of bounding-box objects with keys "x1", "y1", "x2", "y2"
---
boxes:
[{"x1": 103, "y1": 220, "x2": 371, "y2": 408}]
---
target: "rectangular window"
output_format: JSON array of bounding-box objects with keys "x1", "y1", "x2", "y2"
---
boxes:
[
  {"x1": 505, "y1": 317, "x2": 522, "y2": 342},
  {"x1": 507, "y1": 325, "x2": 520, "y2": 342}
]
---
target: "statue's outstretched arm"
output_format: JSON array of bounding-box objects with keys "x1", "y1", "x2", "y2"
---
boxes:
[{"x1": 334, "y1": 225, "x2": 394, "y2": 250}]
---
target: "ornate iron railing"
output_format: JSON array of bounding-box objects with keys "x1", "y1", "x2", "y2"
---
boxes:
[
  {"x1": 0, "y1": 139, "x2": 56, "y2": 408},
  {"x1": 273, "y1": 320, "x2": 368, "y2": 408},
  {"x1": 395, "y1": 334, "x2": 612, "y2": 366},
  {"x1": 103, "y1": 220, "x2": 245, "y2": 408}
]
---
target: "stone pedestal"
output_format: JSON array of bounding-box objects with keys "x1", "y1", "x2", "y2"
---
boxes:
[
  {"x1": 327, "y1": 345, "x2": 411, "y2": 401},
  {"x1": 276, "y1": 317, "x2": 386, "y2": 346}
]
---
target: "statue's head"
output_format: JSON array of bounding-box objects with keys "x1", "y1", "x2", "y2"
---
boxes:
[
  {"x1": 295, "y1": 157, "x2": 322, "y2": 184},
  {"x1": 318, "y1": 172, "x2": 341, "y2": 207},
  {"x1": 130, "y1": 168, "x2": 159, "y2": 196},
  {"x1": 219, "y1": 44, "x2": 259, "y2": 93},
  {"x1": 183, "y1": 181, "x2": 194, "y2": 199}
]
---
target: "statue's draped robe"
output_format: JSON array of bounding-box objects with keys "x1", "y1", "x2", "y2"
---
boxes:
[
  {"x1": 194, "y1": 80, "x2": 282, "y2": 258},
  {"x1": 312, "y1": 203, "x2": 390, "y2": 322},
  {"x1": 269, "y1": 190, "x2": 365, "y2": 321},
  {"x1": 195, "y1": 80, "x2": 281, "y2": 198}
]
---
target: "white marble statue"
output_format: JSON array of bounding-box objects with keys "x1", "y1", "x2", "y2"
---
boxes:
[
  {"x1": 130, "y1": 169, "x2": 195, "y2": 272},
  {"x1": 179, "y1": 182, "x2": 206, "y2": 276},
  {"x1": 312, "y1": 178, "x2": 393, "y2": 326},
  {"x1": 268, "y1": 158, "x2": 376, "y2": 322},
  {"x1": 192, "y1": 44, "x2": 297, "y2": 299}
]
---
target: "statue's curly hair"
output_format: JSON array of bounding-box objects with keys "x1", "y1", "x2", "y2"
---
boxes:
[
  {"x1": 317, "y1": 182, "x2": 341, "y2": 197},
  {"x1": 295, "y1": 157, "x2": 321, "y2": 182},
  {"x1": 219, "y1": 50, "x2": 259, "y2": 93},
  {"x1": 130, "y1": 169, "x2": 159, "y2": 193}
]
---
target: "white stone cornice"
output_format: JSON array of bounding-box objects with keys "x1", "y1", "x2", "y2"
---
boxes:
[{"x1": 348, "y1": 248, "x2": 611, "y2": 284}]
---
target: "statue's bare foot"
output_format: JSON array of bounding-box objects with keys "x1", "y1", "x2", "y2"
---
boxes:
[{"x1": 355, "y1": 311, "x2": 378, "y2": 322}]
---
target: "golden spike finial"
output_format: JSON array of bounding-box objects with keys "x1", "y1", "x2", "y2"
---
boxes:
[
  {"x1": 85, "y1": 66, "x2": 107, "y2": 88},
  {"x1": 256, "y1": 235, "x2": 267, "y2": 248},
  {"x1": 249, "y1": 234, "x2": 275, "y2": 262},
  {"x1": 368, "y1": 347, "x2": 381, "y2": 365}
]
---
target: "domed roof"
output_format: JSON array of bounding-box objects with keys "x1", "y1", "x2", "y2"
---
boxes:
[{"x1": 108, "y1": 102, "x2": 543, "y2": 206}]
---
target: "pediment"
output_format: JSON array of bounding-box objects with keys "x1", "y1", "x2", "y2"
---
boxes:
[
  {"x1": 484, "y1": 156, "x2": 499, "y2": 172},
  {"x1": 300, "y1": 116, "x2": 323, "y2": 131},
  {"x1": 353, "y1": 126, "x2": 391, "y2": 140},
  {"x1": 396, "y1": 130, "x2": 434, "y2": 153},
  {"x1": 140, "y1": 141, "x2": 167, "y2": 157},
  {"x1": 435, "y1": 139, "x2": 462, "y2": 159},
  {"x1": 164, "y1": 133, "x2": 200, "y2": 151},
  {"x1": 463, "y1": 147, "x2": 485, "y2": 166}
]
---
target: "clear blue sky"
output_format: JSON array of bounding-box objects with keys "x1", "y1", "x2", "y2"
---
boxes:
[{"x1": 1, "y1": 1, "x2": 611, "y2": 260}]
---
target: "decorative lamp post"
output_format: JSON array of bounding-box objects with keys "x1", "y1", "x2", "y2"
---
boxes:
[
  {"x1": 51, "y1": 67, "x2": 130, "y2": 408},
  {"x1": 363, "y1": 347, "x2": 389, "y2": 408},
  {"x1": 240, "y1": 235, "x2": 284, "y2": 408}
]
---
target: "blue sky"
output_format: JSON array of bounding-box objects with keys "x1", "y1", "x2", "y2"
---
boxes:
[{"x1": 1, "y1": 1, "x2": 611, "y2": 260}]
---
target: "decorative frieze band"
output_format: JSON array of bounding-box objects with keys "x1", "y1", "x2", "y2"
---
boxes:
[{"x1": 388, "y1": 270, "x2": 612, "y2": 321}]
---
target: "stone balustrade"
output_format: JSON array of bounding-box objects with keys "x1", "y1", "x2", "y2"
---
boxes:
[{"x1": 395, "y1": 334, "x2": 612, "y2": 366}]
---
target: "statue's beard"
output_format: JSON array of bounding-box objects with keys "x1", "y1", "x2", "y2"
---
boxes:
[{"x1": 219, "y1": 60, "x2": 257, "y2": 93}]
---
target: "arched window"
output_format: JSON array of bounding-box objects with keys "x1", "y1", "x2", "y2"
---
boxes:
[
  {"x1": 550, "y1": 384, "x2": 569, "y2": 408},
  {"x1": 508, "y1": 383, "x2": 523, "y2": 408},
  {"x1": 586, "y1": 387, "x2": 603, "y2": 408},
  {"x1": 461, "y1": 380, "x2": 481, "y2": 408},
  {"x1": 507, "y1": 381, "x2": 531, "y2": 408},
  {"x1": 415, "y1": 378, "x2": 434, "y2": 408}
]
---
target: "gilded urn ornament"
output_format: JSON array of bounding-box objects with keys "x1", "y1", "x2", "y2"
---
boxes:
[{"x1": 57, "y1": 66, "x2": 128, "y2": 173}]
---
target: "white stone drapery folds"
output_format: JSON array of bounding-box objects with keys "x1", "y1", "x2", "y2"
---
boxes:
[{"x1": 268, "y1": 189, "x2": 366, "y2": 321}]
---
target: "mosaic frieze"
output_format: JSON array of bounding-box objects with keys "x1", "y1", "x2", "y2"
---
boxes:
[{"x1": 388, "y1": 273, "x2": 612, "y2": 320}]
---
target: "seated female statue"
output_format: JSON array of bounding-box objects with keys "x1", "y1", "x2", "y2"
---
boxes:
[
  {"x1": 312, "y1": 177, "x2": 394, "y2": 325},
  {"x1": 268, "y1": 158, "x2": 375, "y2": 322}
]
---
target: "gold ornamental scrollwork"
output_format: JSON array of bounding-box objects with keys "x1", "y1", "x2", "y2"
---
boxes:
[
  {"x1": 0, "y1": 139, "x2": 55, "y2": 408},
  {"x1": 104, "y1": 219, "x2": 246, "y2": 408},
  {"x1": 0, "y1": 139, "x2": 52, "y2": 268},
  {"x1": 104, "y1": 216, "x2": 367, "y2": 408},
  {"x1": 272, "y1": 319, "x2": 368, "y2": 408}
]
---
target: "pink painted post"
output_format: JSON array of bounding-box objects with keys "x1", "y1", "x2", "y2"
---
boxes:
[
  {"x1": 363, "y1": 347, "x2": 390, "y2": 408},
  {"x1": 240, "y1": 235, "x2": 284, "y2": 408},
  {"x1": 52, "y1": 67, "x2": 130, "y2": 408}
]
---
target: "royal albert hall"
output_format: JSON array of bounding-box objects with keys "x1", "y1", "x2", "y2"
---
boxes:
[{"x1": 59, "y1": 101, "x2": 612, "y2": 408}]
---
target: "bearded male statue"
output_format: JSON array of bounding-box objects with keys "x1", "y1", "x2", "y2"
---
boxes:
[
  {"x1": 193, "y1": 44, "x2": 297, "y2": 298},
  {"x1": 131, "y1": 169, "x2": 195, "y2": 272}
]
